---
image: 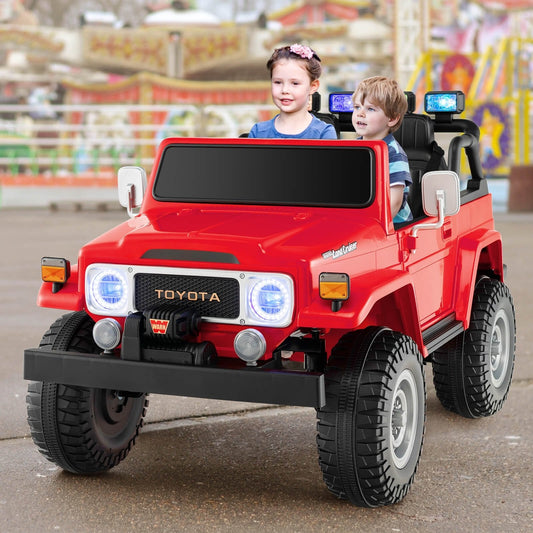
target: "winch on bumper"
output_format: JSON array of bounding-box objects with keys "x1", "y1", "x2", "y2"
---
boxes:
[{"x1": 23, "y1": 310, "x2": 327, "y2": 408}]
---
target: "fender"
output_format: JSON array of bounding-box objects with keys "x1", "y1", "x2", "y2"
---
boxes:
[
  {"x1": 37, "y1": 264, "x2": 84, "y2": 311},
  {"x1": 453, "y1": 228, "x2": 503, "y2": 325},
  {"x1": 298, "y1": 268, "x2": 423, "y2": 351}
]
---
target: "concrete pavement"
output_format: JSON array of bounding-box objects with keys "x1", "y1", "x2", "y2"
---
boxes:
[{"x1": 0, "y1": 206, "x2": 531, "y2": 532}]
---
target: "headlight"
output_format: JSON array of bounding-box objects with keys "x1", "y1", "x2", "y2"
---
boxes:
[
  {"x1": 246, "y1": 275, "x2": 293, "y2": 327},
  {"x1": 86, "y1": 265, "x2": 129, "y2": 316}
]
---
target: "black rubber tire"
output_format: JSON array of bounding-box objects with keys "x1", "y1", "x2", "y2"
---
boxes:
[
  {"x1": 26, "y1": 311, "x2": 148, "y2": 474},
  {"x1": 317, "y1": 327, "x2": 426, "y2": 507},
  {"x1": 432, "y1": 278, "x2": 515, "y2": 418}
]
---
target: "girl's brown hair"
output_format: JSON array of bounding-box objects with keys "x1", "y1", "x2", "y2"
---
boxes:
[{"x1": 266, "y1": 44, "x2": 322, "y2": 81}]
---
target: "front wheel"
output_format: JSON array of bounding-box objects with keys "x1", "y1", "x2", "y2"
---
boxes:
[
  {"x1": 432, "y1": 278, "x2": 516, "y2": 418},
  {"x1": 26, "y1": 311, "x2": 148, "y2": 473},
  {"x1": 317, "y1": 328, "x2": 426, "y2": 507}
]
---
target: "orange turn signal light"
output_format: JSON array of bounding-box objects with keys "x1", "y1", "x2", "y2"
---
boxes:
[
  {"x1": 41, "y1": 257, "x2": 70, "y2": 284},
  {"x1": 320, "y1": 272, "x2": 349, "y2": 312},
  {"x1": 319, "y1": 272, "x2": 349, "y2": 301}
]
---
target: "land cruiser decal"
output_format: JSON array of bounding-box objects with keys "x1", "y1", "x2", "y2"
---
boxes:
[{"x1": 322, "y1": 241, "x2": 358, "y2": 260}]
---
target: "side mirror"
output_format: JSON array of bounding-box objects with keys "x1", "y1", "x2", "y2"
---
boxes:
[
  {"x1": 408, "y1": 170, "x2": 460, "y2": 253},
  {"x1": 118, "y1": 166, "x2": 147, "y2": 218},
  {"x1": 421, "y1": 170, "x2": 460, "y2": 217}
]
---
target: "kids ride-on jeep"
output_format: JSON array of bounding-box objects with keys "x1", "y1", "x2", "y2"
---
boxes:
[{"x1": 24, "y1": 91, "x2": 515, "y2": 507}]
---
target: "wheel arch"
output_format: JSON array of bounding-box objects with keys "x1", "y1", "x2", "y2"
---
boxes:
[
  {"x1": 357, "y1": 283, "x2": 425, "y2": 357},
  {"x1": 301, "y1": 272, "x2": 422, "y2": 352},
  {"x1": 454, "y1": 229, "x2": 503, "y2": 326}
]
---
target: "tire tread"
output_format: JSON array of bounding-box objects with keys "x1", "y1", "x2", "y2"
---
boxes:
[
  {"x1": 433, "y1": 278, "x2": 515, "y2": 418},
  {"x1": 317, "y1": 328, "x2": 425, "y2": 507},
  {"x1": 26, "y1": 312, "x2": 147, "y2": 474}
]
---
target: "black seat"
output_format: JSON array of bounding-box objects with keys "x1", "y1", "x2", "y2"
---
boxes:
[{"x1": 393, "y1": 113, "x2": 447, "y2": 218}]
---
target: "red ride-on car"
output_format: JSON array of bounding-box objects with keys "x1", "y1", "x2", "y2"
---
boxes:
[{"x1": 24, "y1": 91, "x2": 515, "y2": 507}]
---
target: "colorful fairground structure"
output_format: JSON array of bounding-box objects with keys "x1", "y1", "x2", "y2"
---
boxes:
[
  {"x1": 407, "y1": 36, "x2": 532, "y2": 178},
  {"x1": 0, "y1": 0, "x2": 532, "y2": 204}
]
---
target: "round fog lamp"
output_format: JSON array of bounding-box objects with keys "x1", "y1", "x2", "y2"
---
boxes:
[
  {"x1": 93, "y1": 318, "x2": 122, "y2": 353},
  {"x1": 234, "y1": 329, "x2": 266, "y2": 366}
]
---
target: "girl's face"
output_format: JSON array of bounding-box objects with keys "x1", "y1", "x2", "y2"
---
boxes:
[
  {"x1": 271, "y1": 59, "x2": 319, "y2": 114},
  {"x1": 351, "y1": 96, "x2": 399, "y2": 140}
]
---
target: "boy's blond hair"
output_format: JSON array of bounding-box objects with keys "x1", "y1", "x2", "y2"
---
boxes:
[{"x1": 352, "y1": 76, "x2": 408, "y2": 133}]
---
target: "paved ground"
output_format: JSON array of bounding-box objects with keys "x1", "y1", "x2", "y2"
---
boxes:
[{"x1": 0, "y1": 206, "x2": 531, "y2": 532}]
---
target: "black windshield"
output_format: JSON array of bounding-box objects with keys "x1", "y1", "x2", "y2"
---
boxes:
[{"x1": 153, "y1": 143, "x2": 374, "y2": 208}]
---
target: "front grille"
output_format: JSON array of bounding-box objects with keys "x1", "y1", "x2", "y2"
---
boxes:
[{"x1": 134, "y1": 273, "x2": 240, "y2": 319}]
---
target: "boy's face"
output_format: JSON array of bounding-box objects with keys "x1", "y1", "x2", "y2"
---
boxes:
[
  {"x1": 271, "y1": 59, "x2": 319, "y2": 114},
  {"x1": 351, "y1": 95, "x2": 399, "y2": 140}
]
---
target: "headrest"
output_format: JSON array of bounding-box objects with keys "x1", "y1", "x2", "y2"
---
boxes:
[{"x1": 393, "y1": 114, "x2": 434, "y2": 152}]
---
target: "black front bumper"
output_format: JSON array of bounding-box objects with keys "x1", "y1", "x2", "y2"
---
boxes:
[{"x1": 23, "y1": 348, "x2": 326, "y2": 408}]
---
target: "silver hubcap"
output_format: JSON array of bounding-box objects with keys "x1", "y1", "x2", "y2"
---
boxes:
[
  {"x1": 390, "y1": 369, "x2": 418, "y2": 469},
  {"x1": 490, "y1": 309, "x2": 510, "y2": 389}
]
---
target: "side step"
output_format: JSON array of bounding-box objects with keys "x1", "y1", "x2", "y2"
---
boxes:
[{"x1": 422, "y1": 314, "x2": 464, "y2": 354}]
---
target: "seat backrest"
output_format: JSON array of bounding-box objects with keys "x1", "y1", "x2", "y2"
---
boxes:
[{"x1": 393, "y1": 113, "x2": 447, "y2": 218}]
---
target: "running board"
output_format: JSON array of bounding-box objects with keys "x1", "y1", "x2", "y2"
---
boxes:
[{"x1": 422, "y1": 314, "x2": 464, "y2": 354}]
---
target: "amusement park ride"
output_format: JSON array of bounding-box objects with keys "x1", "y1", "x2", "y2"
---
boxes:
[
  {"x1": 0, "y1": 0, "x2": 531, "y2": 188},
  {"x1": 407, "y1": 36, "x2": 532, "y2": 176},
  {"x1": 396, "y1": 0, "x2": 532, "y2": 176}
]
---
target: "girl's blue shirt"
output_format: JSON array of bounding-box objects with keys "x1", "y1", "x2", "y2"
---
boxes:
[{"x1": 248, "y1": 115, "x2": 337, "y2": 139}]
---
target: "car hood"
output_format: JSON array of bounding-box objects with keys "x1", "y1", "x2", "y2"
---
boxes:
[{"x1": 83, "y1": 206, "x2": 379, "y2": 269}]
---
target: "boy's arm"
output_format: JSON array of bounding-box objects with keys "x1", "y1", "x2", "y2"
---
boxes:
[{"x1": 390, "y1": 184, "x2": 404, "y2": 218}]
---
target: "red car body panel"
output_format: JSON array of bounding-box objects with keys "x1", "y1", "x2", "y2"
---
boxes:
[{"x1": 36, "y1": 137, "x2": 502, "y2": 363}]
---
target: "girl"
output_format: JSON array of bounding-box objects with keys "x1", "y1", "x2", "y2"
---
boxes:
[{"x1": 248, "y1": 44, "x2": 337, "y2": 139}]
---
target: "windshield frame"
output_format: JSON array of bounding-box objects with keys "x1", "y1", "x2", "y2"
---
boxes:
[{"x1": 152, "y1": 140, "x2": 376, "y2": 209}]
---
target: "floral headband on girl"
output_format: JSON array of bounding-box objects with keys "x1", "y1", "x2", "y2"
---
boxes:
[{"x1": 289, "y1": 44, "x2": 321, "y2": 62}]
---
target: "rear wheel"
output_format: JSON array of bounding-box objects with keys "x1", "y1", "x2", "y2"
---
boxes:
[
  {"x1": 432, "y1": 278, "x2": 515, "y2": 418},
  {"x1": 317, "y1": 327, "x2": 426, "y2": 507},
  {"x1": 26, "y1": 311, "x2": 148, "y2": 473}
]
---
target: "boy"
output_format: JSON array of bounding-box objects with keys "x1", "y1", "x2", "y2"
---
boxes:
[{"x1": 352, "y1": 76, "x2": 412, "y2": 223}]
